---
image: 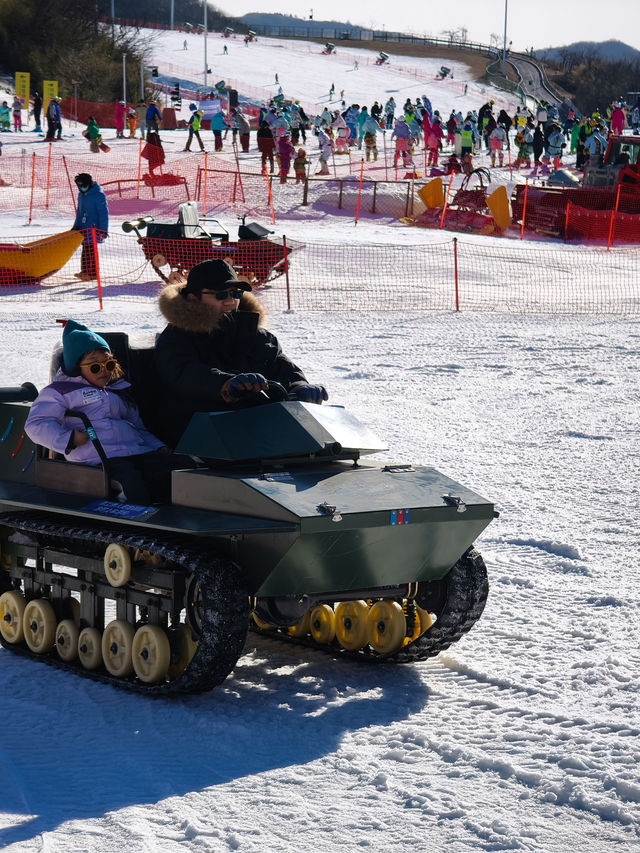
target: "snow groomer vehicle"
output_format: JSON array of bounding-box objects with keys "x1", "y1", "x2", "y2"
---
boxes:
[{"x1": 0, "y1": 332, "x2": 497, "y2": 695}]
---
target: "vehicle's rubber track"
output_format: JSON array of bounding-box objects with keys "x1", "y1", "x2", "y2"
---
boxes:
[
  {"x1": 250, "y1": 548, "x2": 489, "y2": 664},
  {"x1": 0, "y1": 512, "x2": 249, "y2": 696}
]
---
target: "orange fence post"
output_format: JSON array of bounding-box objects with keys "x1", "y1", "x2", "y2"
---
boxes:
[
  {"x1": 355, "y1": 159, "x2": 364, "y2": 225},
  {"x1": 453, "y1": 236, "x2": 459, "y2": 311},
  {"x1": 283, "y1": 234, "x2": 291, "y2": 311},
  {"x1": 136, "y1": 138, "x2": 142, "y2": 199},
  {"x1": 28, "y1": 153, "x2": 36, "y2": 225},
  {"x1": 91, "y1": 227, "x2": 103, "y2": 311},
  {"x1": 439, "y1": 171, "x2": 454, "y2": 229},
  {"x1": 45, "y1": 142, "x2": 52, "y2": 211},
  {"x1": 264, "y1": 164, "x2": 275, "y2": 224},
  {"x1": 520, "y1": 181, "x2": 529, "y2": 240},
  {"x1": 62, "y1": 156, "x2": 76, "y2": 212},
  {"x1": 564, "y1": 202, "x2": 570, "y2": 242},
  {"x1": 203, "y1": 152, "x2": 208, "y2": 215},
  {"x1": 606, "y1": 184, "x2": 622, "y2": 251}
]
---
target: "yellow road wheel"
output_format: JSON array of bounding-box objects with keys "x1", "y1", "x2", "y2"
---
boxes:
[
  {"x1": 335, "y1": 600, "x2": 369, "y2": 651},
  {"x1": 367, "y1": 600, "x2": 406, "y2": 655},
  {"x1": 103, "y1": 544, "x2": 131, "y2": 588},
  {"x1": 167, "y1": 623, "x2": 198, "y2": 679},
  {"x1": 0, "y1": 590, "x2": 26, "y2": 644},
  {"x1": 252, "y1": 612, "x2": 275, "y2": 630},
  {"x1": 56, "y1": 619, "x2": 79, "y2": 662},
  {"x1": 132, "y1": 624, "x2": 171, "y2": 684},
  {"x1": 309, "y1": 604, "x2": 336, "y2": 644},
  {"x1": 23, "y1": 599, "x2": 56, "y2": 654},
  {"x1": 286, "y1": 610, "x2": 310, "y2": 638},
  {"x1": 418, "y1": 606, "x2": 433, "y2": 633},
  {"x1": 78, "y1": 627, "x2": 102, "y2": 670},
  {"x1": 102, "y1": 619, "x2": 135, "y2": 677}
]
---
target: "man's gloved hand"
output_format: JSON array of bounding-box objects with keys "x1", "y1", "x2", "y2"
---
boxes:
[
  {"x1": 221, "y1": 372, "x2": 268, "y2": 402},
  {"x1": 289, "y1": 384, "x2": 328, "y2": 404}
]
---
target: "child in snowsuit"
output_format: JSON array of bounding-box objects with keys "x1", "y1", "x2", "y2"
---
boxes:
[
  {"x1": 277, "y1": 132, "x2": 295, "y2": 182},
  {"x1": 391, "y1": 118, "x2": 411, "y2": 167},
  {"x1": 12, "y1": 96, "x2": 23, "y2": 131},
  {"x1": 293, "y1": 149, "x2": 310, "y2": 182},
  {"x1": 317, "y1": 131, "x2": 332, "y2": 175},
  {"x1": 25, "y1": 320, "x2": 188, "y2": 505},
  {"x1": 127, "y1": 109, "x2": 138, "y2": 138},
  {"x1": 0, "y1": 102, "x2": 10, "y2": 131},
  {"x1": 426, "y1": 119, "x2": 444, "y2": 167}
]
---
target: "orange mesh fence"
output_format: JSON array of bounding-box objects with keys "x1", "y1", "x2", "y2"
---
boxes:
[{"x1": 0, "y1": 231, "x2": 638, "y2": 314}]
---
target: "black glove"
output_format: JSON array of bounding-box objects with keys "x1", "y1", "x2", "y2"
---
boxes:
[
  {"x1": 221, "y1": 372, "x2": 268, "y2": 402},
  {"x1": 289, "y1": 384, "x2": 328, "y2": 404}
]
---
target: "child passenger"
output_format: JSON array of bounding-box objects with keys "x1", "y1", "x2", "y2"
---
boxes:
[{"x1": 25, "y1": 320, "x2": 189, "y2": 505}]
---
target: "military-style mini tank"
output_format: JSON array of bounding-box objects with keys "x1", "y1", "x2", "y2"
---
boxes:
[{"x1": 0, "y1": 332, "x2": 497, "y2": 695}]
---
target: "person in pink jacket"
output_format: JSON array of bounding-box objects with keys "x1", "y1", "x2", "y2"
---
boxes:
[
  {"x1": 427, "y1": 118, "x2": 444, "y2": 167},
  {"x1": 277, "y1": 131, "x2": 296, "y2": 183},
  {"x1": 113, "y1": 99, "x2": 127, "y2": 139},
  {"x1": 25, "y1": 320, "x2": 188, "y2": 504}
]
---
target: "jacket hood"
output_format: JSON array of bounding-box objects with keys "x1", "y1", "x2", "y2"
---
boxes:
[{"x1": 158, "y1": 281, "x2": 266, "y2": 334}]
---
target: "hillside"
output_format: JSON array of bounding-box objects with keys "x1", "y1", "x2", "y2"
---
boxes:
[{"x1": 536, "y1": 39, "x2": 640, "y2": 64}]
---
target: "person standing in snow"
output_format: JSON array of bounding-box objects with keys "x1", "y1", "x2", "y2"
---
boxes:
[
  {"x1": 425, "y1": 118, "x2": 444, "y2": 167},
  {"x1": 384, "y1": 97, "x2": 395, "y2": 129},
  {"x1": 489, "y1": 123, "x2": 507, "y2": 167},
  {"x1": 71, "y1": 173, "x2": 109, "y2": 280},
  {"x1": 316, "y1": 130, "x2": 332, "y2": 175},
  {"x1": 12, "y1": 96, "x2": 23, "y2": 132},
  {"x1": 391, "y1": 117, "x2": 412, "y2": 167},
  {"x1": 113, "y1": 99, "x2": 127, "y2": 139},
  {"x1": 32, "y1": 91, "x2": 42, "y2": 132},
  {"x1": 277, "y1": 131, "x2": 295, "y2": 182},
  {"x1": 257, "y1": 120, "x2": 276, "y2": 173},
  {"x1": 362, "y1": 112, "x2": 384, "y2": 161},
  {"x1": 45, "y1": 97, "x2": 62, "y2": 140},
  {"x1": 183, "y1": 109, "x2": 205, "y2": 152},
  {"x1": 145, "y1": 100, "x2": 162, "y2": 138},
  {"x1": 293, "y1": 148, "x2": 310, "y2": 182}
]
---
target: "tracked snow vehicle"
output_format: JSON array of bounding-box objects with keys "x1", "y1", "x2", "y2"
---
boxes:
[{"x1": 0, "y1": 332, "x2": 497, "y2": 695}]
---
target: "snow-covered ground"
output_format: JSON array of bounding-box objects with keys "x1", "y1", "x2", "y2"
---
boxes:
[{"x1": 0, "y1": 33, "x2": 639, "y2": 853}]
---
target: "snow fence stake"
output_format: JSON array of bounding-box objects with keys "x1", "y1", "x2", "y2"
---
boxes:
[
  {"x1": 283, "y1": 234, "x2": 291, "y2": 311},
  {"x1": 203, "y1": 152, "x2": 208, "y2": 216},
  {"x1": 91, "y1": 227, "x2": 103, "y2": 311},
  {"x1": 264, "y1": 164, "x2": 275, "y2": 224},
  {"x1": 355, "y1": 159, "x2": 364, "y2": 225},
  {"x1": 439, "y1": 171, "x2": 454, "y2": 229},
  {"x1": 453, "y1": 237, "x2": 459, "y2": 312},
  {"x1": 564, "y1": 202, "x2": 570, "y2": 243},
  {"x1": 606, "y1": 183, "x2": 621, "y2": 251},
  {"x1": 519, "y1": 180, "x2": 529, "y2": 240},
  {"x1": 136, "y1": 138, "x2": 142, "y2": 199},
  {"x1": 62, "y1": 156, "x2": 76, "y2": 213},
  {"x1": 45, "y1": 142, "x2": 52, "y2": 211},
  {"x1": 28, "y1": 153, "x2": 35, "y2": 225}
]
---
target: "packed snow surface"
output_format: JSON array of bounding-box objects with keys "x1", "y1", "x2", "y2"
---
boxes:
[{"x1": 0, "y1": 30, "x2": 638, "y2": 853}]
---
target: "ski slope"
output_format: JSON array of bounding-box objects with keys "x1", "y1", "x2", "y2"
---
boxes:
[{"x1": 0, "y1": 33, "x2": 638, "y2": 853}]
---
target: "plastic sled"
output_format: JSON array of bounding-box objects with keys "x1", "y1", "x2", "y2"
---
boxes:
[{"x1": 0, "y1": 230, "x2": 83, "y2": 286}]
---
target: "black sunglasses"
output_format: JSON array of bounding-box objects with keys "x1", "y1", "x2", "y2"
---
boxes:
[
  {"x1": 201, "y1": 288, "x2": 245, "y2": 300},
  {"x1": 80, "y1": 358, "x2": 118, "y2": 374}
]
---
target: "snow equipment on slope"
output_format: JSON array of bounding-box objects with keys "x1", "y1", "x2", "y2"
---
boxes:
[
  {"x1": 122, "y1": 202, "x2": 294, "y2": 286},
  {"x1": 0, "y1": 364, "x2": 496, "y2": 695}
]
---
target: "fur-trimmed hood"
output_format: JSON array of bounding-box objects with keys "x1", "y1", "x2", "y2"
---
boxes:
[{"x1": 157, "y1": 281, "x2": 266, "y2": 334}]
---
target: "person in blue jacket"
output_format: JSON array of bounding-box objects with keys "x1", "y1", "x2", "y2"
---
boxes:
[
  {"x1": 71, "y1": 173, "x2": 109, "y2": 280},
  {"x1": 145, "y1": 100, "x2": 162, "y2": 138},
  {"x1": 210, "y1": 110, "x2": 228, "y2": 151}
]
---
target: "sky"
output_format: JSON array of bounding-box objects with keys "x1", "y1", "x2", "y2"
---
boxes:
[{"x1": 217, "y1": 0, "x2": 640, "y2": 54}]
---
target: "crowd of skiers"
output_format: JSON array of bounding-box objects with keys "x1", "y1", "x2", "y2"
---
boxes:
[{"x1": 5, "y1": 87, "x2": 639, "y2": 182}]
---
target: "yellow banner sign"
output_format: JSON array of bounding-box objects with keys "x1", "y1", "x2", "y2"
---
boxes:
[
  {"x1": 14, "y1": 72, "x2": 30, "y2": 107},
  {"x1": 42, "y1": 80, "x2": 58, "y2": 115}
]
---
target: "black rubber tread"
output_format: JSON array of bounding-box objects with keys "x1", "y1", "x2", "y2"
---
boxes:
[
  {"x1": 249, "y1": 548, "x2": 488, "y2": 665},
  {"x1": 0, "y1": 512, "x2": 249, "y2": 696}
]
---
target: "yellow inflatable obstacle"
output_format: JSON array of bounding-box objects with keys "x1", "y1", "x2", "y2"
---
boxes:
[
  {"x1": 0, "y1": 230, "x2": 83, "y2": 285},
  {"x1": 417, "y1": 178, "x2": 444, "y2": 209}
]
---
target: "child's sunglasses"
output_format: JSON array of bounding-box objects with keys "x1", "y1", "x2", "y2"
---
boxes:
[{"x1": 80, "y1": 358, "x2": 118, "y2": 374}]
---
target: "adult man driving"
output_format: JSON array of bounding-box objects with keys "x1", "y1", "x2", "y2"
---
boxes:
[{"x1": 154, "y1": 259, "x2": 327, "y2": 446}]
